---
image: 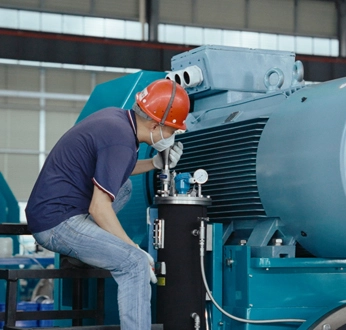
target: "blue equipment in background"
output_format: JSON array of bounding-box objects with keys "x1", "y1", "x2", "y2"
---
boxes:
[
  {"x1": 74, "y1": 45, "x2": 346, "y2": 329},
  {"x1": 0, "y1": 172, "x2": 20, "y2": 255}
]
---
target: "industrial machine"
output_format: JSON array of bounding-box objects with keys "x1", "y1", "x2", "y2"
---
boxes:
[
  {"x1": 76, "y1": 45, "x2": 346, "y2": 329},
  {"x1": 0, "y1": 172, "x2": 20, "y2": 256}
]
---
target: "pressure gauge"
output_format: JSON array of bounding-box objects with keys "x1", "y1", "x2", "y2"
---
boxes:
[{"x1": 193, "y1": 169, "x2": 208, "y2": 184}]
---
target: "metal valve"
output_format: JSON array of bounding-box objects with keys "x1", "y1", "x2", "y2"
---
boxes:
[{"x1": 153, "y1": 218, "x2": 165, "y2": 249}]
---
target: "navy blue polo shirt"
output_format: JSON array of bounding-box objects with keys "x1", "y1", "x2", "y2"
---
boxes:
[{"x1": 25, "y1": 107, "x2": 139, "y2": 233}]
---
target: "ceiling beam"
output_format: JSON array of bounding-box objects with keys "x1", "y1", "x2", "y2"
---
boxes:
[
  {"x1": 1, "y1": 29, "x2": 346, "y2": 82},
  {"x1": 0, "y1": 28, "x2": 190, "y2": 72}
]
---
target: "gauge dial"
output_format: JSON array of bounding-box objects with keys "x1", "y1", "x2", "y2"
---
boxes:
[{"x1": 193, "y1": 169, "x2": 208, "y2": 184}]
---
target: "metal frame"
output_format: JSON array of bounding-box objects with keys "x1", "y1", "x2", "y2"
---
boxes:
[
  {"x1": 0, "y1": 268, "x2": 111, "y2": 327},
  {"x1": 0, "y1": 224, "x2": 112, "y2": 328}
]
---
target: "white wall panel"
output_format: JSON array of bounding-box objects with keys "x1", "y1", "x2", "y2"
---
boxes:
[
  {"x1": 45, "y1": 99, "x2": 86, "y2": 114},
  {"x1": 45, "y1": 111, "x2": 79, "y2": 151},
  {"x1": 71, "y1": 71, "x2": 93, "y2": 95},
  {"x1": 62, "y1": 15, "x2": 84, "y2": 35},
  {"x1": 278, "y1": 34, "x2": 295, "y2": 51},
  {"x1": 41, "y1": 12, "x2": 62, "y2": 33},
  {"x1": 45, "y1": 69, "x2": 90, "y2": 94},
  {"x1": 0, "y1": 155, "x2": 4, "y2": 174},
  {"x1": 4, "y1": 97, "x2": 40, "y2": 110},
  {"x1": 185, "y1": 26, "x2": 204, "y2": 45},
  {"x1": 0, "y1": 109, "x2": 39, "y2": 149},
  {"x1": 0, "y1": 65, "x2": 6, "y2": 89},
  {"x1": 160, "y1": 25, "x2": 185, "y2": 44},
  {"x1": 222, "y1": 30, "x2": 242, "y2": 46},
  {"x1": 0, "y1": 109, "x2": 10, "y2": 149},
  {"x1": 6, "y1": 154, "x2": 39, "y2": 200},
  {"x1": 19, "y1": 10, "x2": 40, "y2": 30},
  {"x1": 46, "y1": 69, "x2": 75, "y2": 93},
  {"x1": 5, "y1": 66, "x2": 39, "y2": 91},
  {"x1": 95, "y1": 72, "x2": 125, "y2": 85}
]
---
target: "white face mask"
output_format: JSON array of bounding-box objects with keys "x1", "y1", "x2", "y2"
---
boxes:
[{"x1": 150, "y1": 127, "x2": 175, "y2": 152}]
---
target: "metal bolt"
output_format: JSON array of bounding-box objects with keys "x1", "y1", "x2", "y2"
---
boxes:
[
  {"x1": 240, "y1": 239, "x2": 247, "y2": 246},
  {"x1": 191, "y1": 229, "x2": 199, "y2": 237},
  {"x1": 322, "y1": 324, "x2": 331, "y2": 330},
  {"x1": 226, "y1": 258, "x2": 234, "y2": 267},
  {"x1": 249, "y1": 304, "x2": 253, "y2": 307},
  {"x1": 273, "y1": 238, "x2": 283, "y2": 246},
  {"x1": 218, "y1": 321, "x2": 224, "y2": 326}
]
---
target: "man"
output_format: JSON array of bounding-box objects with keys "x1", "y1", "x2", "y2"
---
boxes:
[{"x1": 25, "y1": 79, "x2": 190, "y2": 330}]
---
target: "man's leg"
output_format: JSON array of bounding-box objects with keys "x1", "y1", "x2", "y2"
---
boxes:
[{"x1": 34, "y1": 214, "x2": 151, "y2": 330}]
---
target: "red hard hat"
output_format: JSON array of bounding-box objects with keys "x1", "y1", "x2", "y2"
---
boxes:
[{"x1": 135, "y1": 79, "x2": 190, "y2": 130}]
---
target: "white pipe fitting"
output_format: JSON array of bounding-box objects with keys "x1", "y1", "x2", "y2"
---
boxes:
[
  {"x1": 165, "y1": 70, "x2": 186, "y2": 88},
  {"x1": 183, "y1": 65, "x2": 203, "y2": 88},
  {"x1": 165, "y1": 65, "x2": 203, "y2": 89},
  {"x1": 191, "y1": 312, "x2": 201, "y2": 329}
]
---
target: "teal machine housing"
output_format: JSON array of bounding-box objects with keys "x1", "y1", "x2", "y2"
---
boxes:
[
  {"x1": 72, "y1": 45, "x2": 346, "y2": 329},
  {"x1": 0, "y1": 172, "x2": 20, "y2": 255},
  {"x1": 0, "y1": 172, "x2": 21, "y2": 305}
]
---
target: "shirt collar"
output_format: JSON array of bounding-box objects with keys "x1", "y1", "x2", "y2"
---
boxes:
[{"x1": 127, "y1": 110, "x2": 139, "y2": 152}]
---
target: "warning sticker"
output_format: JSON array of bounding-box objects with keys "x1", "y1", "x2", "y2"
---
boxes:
[
  {"x1": 157, "y1": 277, "x2": 166, "y2": 286},
  {"x1": 138, "y1": 88, "x2": 148, "y2": 101}
]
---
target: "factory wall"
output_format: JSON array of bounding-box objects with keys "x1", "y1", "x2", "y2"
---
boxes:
[
  {"x1": 0, "y1": 64, "x2": 126, "y2": 203},
  {"x1": 0, "y1": 0, "x2": 337, "y2": 38}
]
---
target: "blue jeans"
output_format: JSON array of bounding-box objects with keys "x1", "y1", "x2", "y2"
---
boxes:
[{"x1": 33, "y1": 179, "x2": 152, "y2": 330}]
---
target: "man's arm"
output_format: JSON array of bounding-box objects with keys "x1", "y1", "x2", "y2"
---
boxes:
[
  {"x1": 131, "y1": 159, "x2": 155, "y2": 175},
  {"x1": 89, "y1": 185, "x2": 136, "y2": 247}
]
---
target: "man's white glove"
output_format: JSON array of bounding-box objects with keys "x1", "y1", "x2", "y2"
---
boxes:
[
  {"x1": 137, "y1": 245, "x2": 157, "y2": 284},
  {"x1": 152, "y1": 141, "x2": 183, "y2": 169}
]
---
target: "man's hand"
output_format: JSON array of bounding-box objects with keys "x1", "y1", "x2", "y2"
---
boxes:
[
  {"x1": 137, "y1": 245, "x2": 158, "y2": 284},
  {"x1": 153, "y1": 142, "x2": 183, "y2": 169}
]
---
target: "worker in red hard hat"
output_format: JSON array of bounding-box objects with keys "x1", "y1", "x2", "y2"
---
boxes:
[{"x1": 25, "y1": 79, "x2": 190, "y2": 330}]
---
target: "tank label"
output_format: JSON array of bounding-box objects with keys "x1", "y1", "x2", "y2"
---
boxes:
[{"x1": 157, "y1": 277, "x2": 166, "y2": 286}]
